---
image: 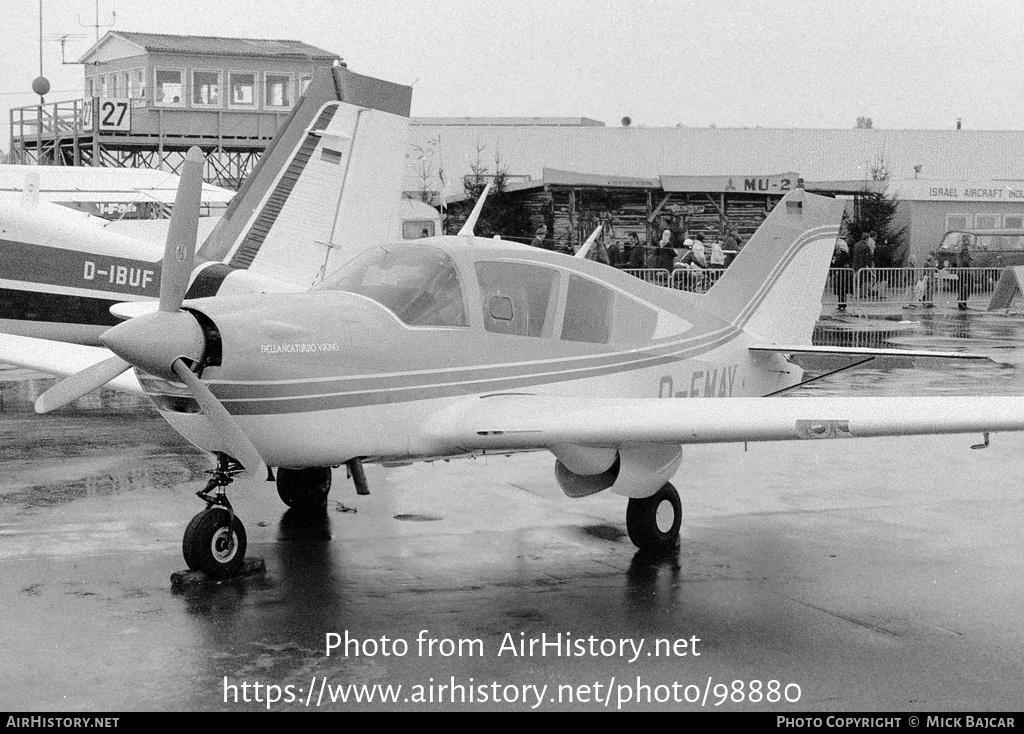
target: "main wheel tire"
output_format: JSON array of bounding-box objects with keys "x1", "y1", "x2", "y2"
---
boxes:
[
  {"x1": 276, "y1": 467, "x2": 332, "y2": 511},
  {"x1": 182, "y1": 507, "x2": 247, "y2": 578},
  {"x1": 626, "y1": 482, "x2": 681, "y2": 552}
]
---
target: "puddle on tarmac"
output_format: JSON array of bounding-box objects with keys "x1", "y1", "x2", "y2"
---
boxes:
[
  {"x1": 579, "y1": 524, "x2": 627, "y2": 542},
  {"x1": 0, "y1": 376, "x2": 208, "y2": 508},
  {"x1": 803, "y1": 311, "x2": 1024, "y2": 398}
]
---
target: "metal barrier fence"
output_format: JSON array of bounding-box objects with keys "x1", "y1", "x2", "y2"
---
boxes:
[
  {"x1": 670, "y1": 267, "x2": 725, "y2": 293},
  {"x1": 620, "y1": 265, "x2": 1004, "y2": 308},
  {"x1": 823, "y1": 267, "x2": 1003, "y2": 308},
  {"x1": 620, "y1": 267, "x2": 726, "y2": 293},
  {"x1": 621, "y1": 268, "x2": 671, "y2": 286}
]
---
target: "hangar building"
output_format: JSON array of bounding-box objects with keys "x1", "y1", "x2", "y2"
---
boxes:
[{"x1": 409, "y1": 118, "x2": 1024, "y2": 263}]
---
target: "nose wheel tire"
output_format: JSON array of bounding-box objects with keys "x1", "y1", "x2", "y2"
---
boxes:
[
  {"x1": 626, "y1": 482, "x2": 681, "y2": 552},
  {"x1": 183, "y1": 507, "x2": 247, "y2": 578},
  {"x1": 276, "y1": 467, "x2": 332, "y2": 511}
]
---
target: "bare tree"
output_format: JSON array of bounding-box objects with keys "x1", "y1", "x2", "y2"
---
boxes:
[
  {"x1": 460, "y1": 141, "x2": 531, "y2": 240},
  {"x1": 409, "y1": 135, "x2": 441, "y2": 204},
  {"x1": 868, "y1": 152, "x2": 890, "y2": 181}
]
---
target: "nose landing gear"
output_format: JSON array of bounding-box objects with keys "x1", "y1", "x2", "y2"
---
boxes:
[{"x1": 182, "y1": 453, "x2": 248, "y2": 578}]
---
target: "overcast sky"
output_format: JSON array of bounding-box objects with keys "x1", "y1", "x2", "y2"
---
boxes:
[{"x1": 3, "y1": 0, "x2": 1023, "y2": 145}]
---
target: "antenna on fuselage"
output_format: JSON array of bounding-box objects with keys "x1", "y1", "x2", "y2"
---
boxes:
[
  {"x1": 457, "y1": 181, "x2": 492, "y2": 236},
  {"x1": 574, "y1": 225, "x2": 604, "y2": 259}
]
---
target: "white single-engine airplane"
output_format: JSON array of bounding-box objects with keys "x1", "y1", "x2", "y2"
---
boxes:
[{"x1": 6, "y1": 150, "x2": 1024, "y2": 580}]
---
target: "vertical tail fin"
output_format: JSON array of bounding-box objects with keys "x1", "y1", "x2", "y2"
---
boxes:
[
  {"x1": 702, "y1": 188, "x2": 845, "y2": 344},
  {"x1": 197, "y1": 68, "x2": 412, "y2": 289}
]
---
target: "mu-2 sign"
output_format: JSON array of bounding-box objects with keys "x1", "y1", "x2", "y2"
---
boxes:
[
  {"x1": 661, "y1": 172, "x2": 800, "y2": 195},
  {"x1": 83, "y1": 98, "x2": 132, "y2": 133}
]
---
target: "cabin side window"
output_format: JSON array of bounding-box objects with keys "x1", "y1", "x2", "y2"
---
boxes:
[
  {"x1": 474, "y1": 262, "x2": 560, "y2": 338},
  {"x1": 561, "y1": 275, "x2": 614, "y2": 344}
]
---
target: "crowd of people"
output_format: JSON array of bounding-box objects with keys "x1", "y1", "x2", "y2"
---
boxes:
[
  {"x1": 524, "y1": 215, "x2": 744, "y2": 277},
  {"x1": 831, "y1": 231, "x2": 974, "y2": 311},
  {"x1": 520, "y1": 218, "x2": 980, "y2": 309}
]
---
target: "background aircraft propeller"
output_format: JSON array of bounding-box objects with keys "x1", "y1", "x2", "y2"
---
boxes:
[
  {"x1": 33, "y1": 354, "x2": 131, "y2": 414},
  {"x1": 34, "y1": 147, "x2": 265, "y2": 473}
]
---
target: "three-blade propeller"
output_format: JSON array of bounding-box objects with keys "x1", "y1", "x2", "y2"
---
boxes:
[{"x1": 35, "y1": 147, "x2": 264, "y2": 473}]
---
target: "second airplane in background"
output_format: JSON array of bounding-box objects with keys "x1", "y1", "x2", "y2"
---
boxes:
[{"x1": 0, "y1": 68, "x2": 414, "y2": 345}]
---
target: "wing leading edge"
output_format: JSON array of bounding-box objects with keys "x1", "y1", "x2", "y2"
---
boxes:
[{"x1": 412, "y1": 394, "x2": 1024, "y2": 455}]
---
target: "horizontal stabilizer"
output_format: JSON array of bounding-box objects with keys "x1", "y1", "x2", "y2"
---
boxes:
[{"x1": 749, "y1": 344, "x2": 989, "y2": 360}]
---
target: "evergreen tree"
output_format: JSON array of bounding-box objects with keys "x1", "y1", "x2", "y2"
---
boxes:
[{"x1": 846, "y1": 190, "x2": 907, "y2": 267}]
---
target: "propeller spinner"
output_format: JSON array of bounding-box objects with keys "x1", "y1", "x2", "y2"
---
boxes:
[{"x1": 34, "y1": 147, "x2": 264, "y2": 473}]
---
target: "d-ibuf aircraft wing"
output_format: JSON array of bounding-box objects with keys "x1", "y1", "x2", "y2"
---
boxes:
[
  {"x1": 412, "y1": 393, "x2": 1024, "y2": 455},
  {"x1": 0, "y1": 332, "x2": 145, "y2": 398}
]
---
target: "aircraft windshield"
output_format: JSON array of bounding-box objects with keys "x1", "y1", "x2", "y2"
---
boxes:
[{"x1": 319, "y1": 245, "x2": 467, "y2": 327}]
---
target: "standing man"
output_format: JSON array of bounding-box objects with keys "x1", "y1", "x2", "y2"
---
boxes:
[
  {"x1": 956, "y1": 235, "x2": 972, "y2": 310},
  {"x1": 710, "y1": 239, "x2": 726, "y2": 269},
  {"x1": 530, "y1": 227, "x2": 551, "y2": 250},
  {"x1": 831, "y1": 236, "x2": 852, "y2": 312},
  {"x1": 852, "y1": 232, "x2": 873, "y2": 298},
  {"x1": 690, "y1": 234, "x2": 708, "y2": 268},
  {"x1": 664, "y1": 213, "x2": 685, "y2": 250},
  {"x1": 723, "y1": 225, "x2": 742, "y2": 256},
  {"x1": 627, "y1": 232, "x2": 646, "y2": 267},
  {"x1": 657, "y1": 229, "x2": 676, "y2": 270}
]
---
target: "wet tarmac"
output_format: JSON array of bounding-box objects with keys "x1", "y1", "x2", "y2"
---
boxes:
[{"x1": 2, "y1": 310, "x2": 1024, "y2": 711}]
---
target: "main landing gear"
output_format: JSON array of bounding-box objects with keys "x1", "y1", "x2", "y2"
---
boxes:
[
  {"x1": 275, "y1": 459, "x2": 366, "y2": 510},
  {"x1": 182, "y1": 453, "x2": 248, "y2": 578},
  {"x1": 626, "y1": 482, "x2": 681, "y2": 553},
  {"x1": 275, "y1": 467, "x2": 333, "y2": 511}
]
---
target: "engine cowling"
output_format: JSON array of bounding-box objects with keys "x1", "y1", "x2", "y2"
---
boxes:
[{"x1": 552, "y1": 443, "x2": 682, "y2": 499}]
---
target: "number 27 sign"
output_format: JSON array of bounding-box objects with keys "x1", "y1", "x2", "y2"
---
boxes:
[{"x1": 83, "y1": 98, "x2": 132, "y2": 132}]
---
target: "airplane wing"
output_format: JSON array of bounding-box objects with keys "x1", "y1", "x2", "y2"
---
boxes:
[
  {"x1": 0, "y1": 332, "x2": 145, "y2": 397},
  {"x1": 749, "y1": 344, "x2": 989, "y2": 360},
  {"x1": 413, "y1": 393, "x2": 1024, "y2": 455}
]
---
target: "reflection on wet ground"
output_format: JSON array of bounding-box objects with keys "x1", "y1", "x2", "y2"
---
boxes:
[
  {"x1": 2, "y1": 311, "x2": 1024, "y2": 711},
  {"x1": 0, "y1": 372, "x2": 210, "y2": 512},
  {"x1": 807, "y1": 311, "x2": 1024, "y2": 396}
]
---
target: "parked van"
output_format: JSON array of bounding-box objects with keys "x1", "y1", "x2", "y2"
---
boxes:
[{"x1": 931, "y1": 229, "x2": 1024, "y2": 268}]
